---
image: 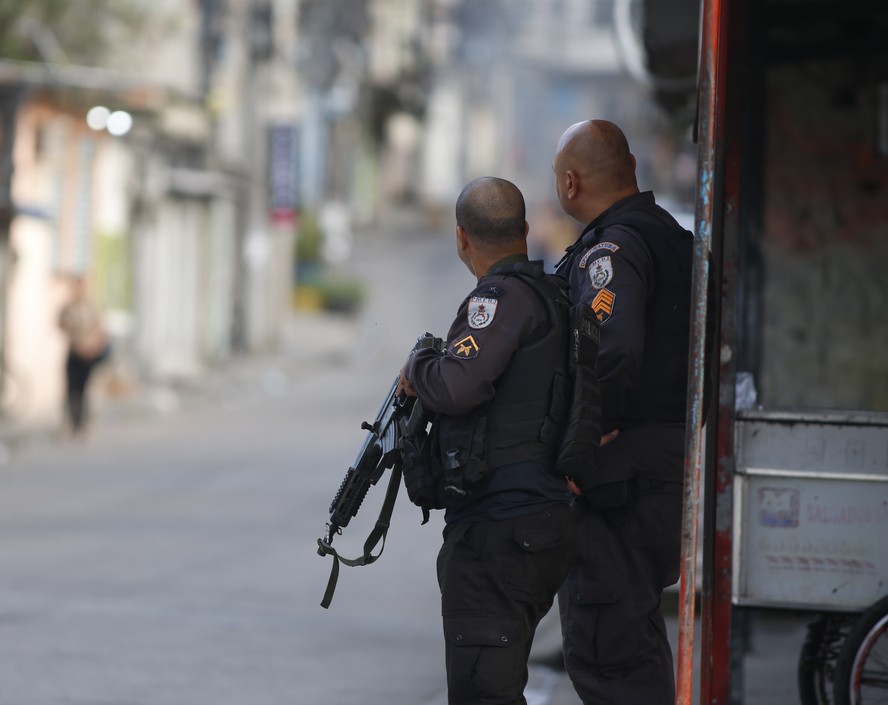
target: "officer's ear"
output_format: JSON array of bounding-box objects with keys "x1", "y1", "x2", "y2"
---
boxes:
[
  {"x1": 456, "y1": 225, "x2": 470, "y2": 254},
  {"x1": 565, "y1": 169, "x2": 579, "y2": 199},
  {"x1": 456, "y1": 225, "x2": 475, "y2": 274}
]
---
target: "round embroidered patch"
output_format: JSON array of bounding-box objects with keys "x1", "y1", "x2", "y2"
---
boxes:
[
  {"x1": 468, "y1": 296, "x2": 497, "y2": 329},
  {"x1": 589, "y1": 256, "x2": 614, "y2": 290}
]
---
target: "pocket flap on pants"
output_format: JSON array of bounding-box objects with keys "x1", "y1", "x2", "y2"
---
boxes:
[{"x1": 444, "y1": 617, "x2": 521, "y2": 647}]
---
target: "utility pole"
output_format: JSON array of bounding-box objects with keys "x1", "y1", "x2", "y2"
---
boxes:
[{"x1": 0, "y1": 85, "x2": 22, "y2": 405}]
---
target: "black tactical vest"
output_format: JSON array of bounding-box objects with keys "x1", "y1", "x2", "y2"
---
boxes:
[
  {"x1": 561, "y1": 201, "x2": 695, "y2": 424},
  {"x1": 433, "y1": 266, "x2": 573, "y2": 495},
  {"x1": 484, "y1": 269, "x2": 572, "y2": 467},
  {"x1": 621, "y1": 209, "x2": 694, "y2": 423}
]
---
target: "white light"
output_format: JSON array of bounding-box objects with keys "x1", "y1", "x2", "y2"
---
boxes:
[
  {"x1": 106, "y1": 110, "x2": 133, "y2": 136},
  {"x1": 86, "y1": 105, "x2": 110, "y2": 131}
]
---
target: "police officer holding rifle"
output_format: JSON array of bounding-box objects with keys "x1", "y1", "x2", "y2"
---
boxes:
[{"x1": 398, "y1": 176, "x2": 604, "y2": 705}]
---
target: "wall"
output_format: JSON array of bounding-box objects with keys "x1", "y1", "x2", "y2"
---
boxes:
[{"x1": 761, "y1": 60, "x2": 888, "y2": 410}]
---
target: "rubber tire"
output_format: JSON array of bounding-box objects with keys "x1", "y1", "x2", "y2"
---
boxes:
[
  {"x1": 799, "y1": 615, "x2": 834, "y2": 705},
  {"x1": 833, "y1": 595, "x2": 888, "y2": 705},
  {"x1": 799, "y1": 614, "x2": 856, "y2": 705}
]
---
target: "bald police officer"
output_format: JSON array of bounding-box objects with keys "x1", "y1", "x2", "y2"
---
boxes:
[
  {"x1": 399, "y1": 176, "x2": 576, "y2": 705},
  {"x1": 552, "y1": 120, "x2": 713, "y2": 705}
]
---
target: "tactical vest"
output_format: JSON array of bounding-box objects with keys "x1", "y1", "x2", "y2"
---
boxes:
[
  {"x1": 434, "y1": 267, "x2": 573, "y2": 495},
  {"x1": 564, "y1": 203, "x2": 694, "y2": 424}
]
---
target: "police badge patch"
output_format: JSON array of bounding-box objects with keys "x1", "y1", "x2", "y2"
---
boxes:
[
  {"x1": 589, "y1": 256, "x2": 614, "y2": 290},
  {"x1": 468, "y1": 296, "x2": 497, "y2": 329}
]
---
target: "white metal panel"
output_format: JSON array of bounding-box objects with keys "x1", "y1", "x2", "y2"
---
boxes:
[{"x1": 733, "y1": 410, "x2": 888, "y2": 611}]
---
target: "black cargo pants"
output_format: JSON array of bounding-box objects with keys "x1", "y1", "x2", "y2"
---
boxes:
[
  {"x1": 558, "y1": 479, "x2": 683, "y2": 705},
  {"x1": 437, "y1": 502, "x2": 574, "y2": 705}
]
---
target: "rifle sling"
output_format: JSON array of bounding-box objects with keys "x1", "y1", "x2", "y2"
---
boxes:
[{"x1": 317, "y1": 462, "x2": 403, "y2": 609}]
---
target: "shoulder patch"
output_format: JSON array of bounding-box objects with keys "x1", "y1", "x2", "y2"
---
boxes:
[
  {"x1": 450, "y1": 335, "x2": 480, "y2": 359},
  {"x1": 578, "y1": 241, "x2": 621, "y2": 268},
  {"x1": 468, "y1": 296, "x2": 497, "y2": 329},
  {"x1": 590, "y1": 288, "x2": 616, "y2": 324},
  {"x1": 589, "y1": 256, "x2": 614, "y2": 290}
]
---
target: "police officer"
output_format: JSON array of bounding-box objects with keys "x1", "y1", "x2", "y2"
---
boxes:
[
  {"x1": 398, "y1": 176, "x2": 577, "y2": 705},
  {"x1": 552, "y1": 119, "x2": 713, "y2": 705}
]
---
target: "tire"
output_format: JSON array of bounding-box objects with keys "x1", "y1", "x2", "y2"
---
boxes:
[
  {"x1": 834, "y1": 595, "x2": 888, "y2": 705},
  {"x1": 799, "y1": 614, "x2": 855, "y2": 705}
]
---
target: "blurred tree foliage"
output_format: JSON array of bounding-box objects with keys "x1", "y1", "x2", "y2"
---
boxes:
[{"x1": 0, "y1": 0, "x2": 156, "y2": 64}]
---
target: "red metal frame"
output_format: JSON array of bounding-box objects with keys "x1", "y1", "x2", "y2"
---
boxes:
[{"x1": 678, "y1": 0, "x2": 746, "y2": 702}]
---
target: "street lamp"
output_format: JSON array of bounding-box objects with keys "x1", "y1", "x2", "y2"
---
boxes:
[
  {"x1": 86, "y1": 105, "x2": 110, "y2": 130},
  {"x1": 86, "y1": 106, "x2": 132, "y2": 136},
  {"x1": 106, "y1": 110, "x2": 133, "y2": 136}
]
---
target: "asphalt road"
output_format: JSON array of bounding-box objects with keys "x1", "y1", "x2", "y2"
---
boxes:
[{"x1": 0, "y1": 215, "x2": 817, "y2": 704}]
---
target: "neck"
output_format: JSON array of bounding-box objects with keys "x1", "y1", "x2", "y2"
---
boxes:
[
  {"x1": 471, "y1": 249, "x2": 525, "y2": 280},
  {"x1": 583, "y1": 187, "x2": 639, "y2": 224}
]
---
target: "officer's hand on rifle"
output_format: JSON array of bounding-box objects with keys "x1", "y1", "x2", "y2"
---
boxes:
[{"x1": 397, "y1": 365, "x2": 416, "y2": 397}]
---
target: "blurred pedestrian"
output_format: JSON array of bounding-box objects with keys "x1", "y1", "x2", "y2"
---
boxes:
[
  {"x1": 552, "y1": 119, "x2": 715, "y2": 705},
  {"x1": 398, "y1": 176, "x2": 593, "y2": 705},
  {"x1": 58, "y1": 276, "x2": 109, "y2": 435}
]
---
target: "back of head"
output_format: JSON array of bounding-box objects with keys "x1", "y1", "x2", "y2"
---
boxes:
[
  {"x1": 455, "y1": 177, "x2": 526, "y2": 247},
  {"x1": 556, "y1": 119, "x2": 638, "y2": 195}
]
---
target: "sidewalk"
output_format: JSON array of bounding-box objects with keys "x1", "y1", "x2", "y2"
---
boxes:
[
  {"x1": 103, "y1": 309, "x2": 360, "y2": 415},
  {"x1": 0, "y1": 308, "x2": 361, "y2": 461}
]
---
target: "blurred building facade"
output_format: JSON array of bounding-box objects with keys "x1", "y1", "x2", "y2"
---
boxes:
[
  {"x1": 0, "y1": 1, "x2": 300, "y2": 427},
  {"x1": 302, "y1": 0, "x2": 696, "y2": 251},
  {"x1": 0, "y1": 0, "x2": 703, "y2": 429}
]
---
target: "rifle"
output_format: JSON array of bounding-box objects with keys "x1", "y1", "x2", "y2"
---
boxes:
[{"x1": 317, "y1": 332, "x2": 443, "y2": 608}]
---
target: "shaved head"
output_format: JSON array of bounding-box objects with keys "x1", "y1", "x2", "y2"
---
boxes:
[
  {"x1": 555, "y1": 119, "x2": 637, "y2": 192},
  {"x1": 455, "y1": 176, "x2": 527, "y2": 246},
  {"x1": 552, "y1": 119, "x2": 639, "y2": 223}
]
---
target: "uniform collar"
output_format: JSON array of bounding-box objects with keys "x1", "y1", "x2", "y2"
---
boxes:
[
  {"x1": 554, "y1": 192, "x2": 654, "y2": 273},
  {"x1": 579, "y1": 191, "x2": 655, "y2": 240},
  {"x1": 485, "y1": 253, "x2": 529, "y2": 276}
]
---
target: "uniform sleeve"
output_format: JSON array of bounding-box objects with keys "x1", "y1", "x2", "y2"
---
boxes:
[
  {"x1": 404, "y1": 279, "x2": 542, "y2": 416},
  {"x1": 571, "y1": 226, "x2": 654, "y2": 428}
]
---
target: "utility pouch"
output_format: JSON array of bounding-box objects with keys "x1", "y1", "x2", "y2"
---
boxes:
[
  {"x1": 401, "y1": 424, "x2": 446, "y2": 518},
  {"x1": 438, "y1": 411, "x2": 489, "y2": 499}
]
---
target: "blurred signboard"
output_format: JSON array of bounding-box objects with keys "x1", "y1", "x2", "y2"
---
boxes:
[{"x1": 268, "y1": 124, "x2": 299, "y2": 225}]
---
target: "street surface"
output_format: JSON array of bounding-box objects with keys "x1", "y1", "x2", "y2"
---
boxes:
[{"x1": 0, "y1": 213, "x2": 815, "y2": 704}]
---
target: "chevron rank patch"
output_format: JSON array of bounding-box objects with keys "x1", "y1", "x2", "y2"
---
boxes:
[
  {"x1": 589, "y1": 256, "x2": 614, "y2": 290},
  {"x1": 450, "y1": 335, "x2": 480, "y2": 359},
  {"x1": 468, "y1": 296, "x2": 497, "y2": 329},
  {"x1": 590, "y1": 288, "x2": 616, "y2": 323}
]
